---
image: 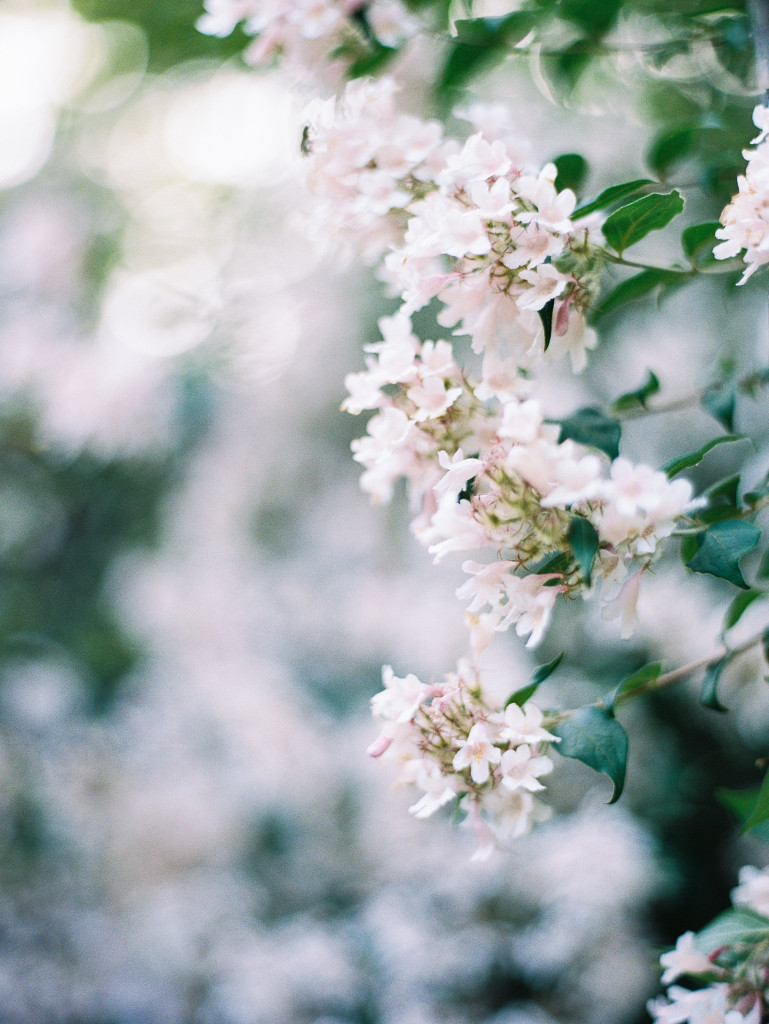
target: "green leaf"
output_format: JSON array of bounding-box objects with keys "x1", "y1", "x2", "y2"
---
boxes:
[
  {"x1": 539, "y1": 297, "x2": 555, "y2": 351},
  {"x1": 648, "y1": 126, "x2": 697, "y2": 177},
  {"x1": 605, "y1": 661, "x2": 662, "y2": 711},
  {"x1": 531, "y1": 550, "x2": 573, "y2": 576},
  {"x1": 594, "y1": 269, "x2": 687, "y2": 318},
  {"x1": 348, "y1": 41, "x2": 398, "y2": 78},
  {"x1": 72, "y1": 0, "x2": 251, "y2": 71},
  {"x1": 758, "y1": 548, "x2": 769, "y2": 580},
  {"x1": 438, "y1": 12, "x2": 534, "y2": 93},
  {"x1": 717, "y1": 784, "x2": 769, "y2": 841},
  {"x1": 557, "y1": 0, "x2": 621, "y2": 36},
  {"x1": 556, "y1": 407, "x2": 621, "y2": 460},
  {"x1": 505, "y1": 682, "x2": 539, "y2": 708},
  {"x1": 701, "y1": 657, "x2": 728, "y2": 711},
  {"x1": 705, "y1": 474, "x2": 740, "y2": 507},
  {"x1": 553, "y1": 153, "x2": 588, "y2": 194},
  {"x1": 611, "y1": 370, "x2": 660, "y2": 412},
  {"x1": 682, "y1": 221, "x2": 722, "y2": 264},
  {"x1": 568, "y1": 516, "x2": 599, "y2": 587},
  {"x1": 743, "y1": 471, "x2": 769, "y2": 507},
  {"x1": 723, "y1": 589, "x2": 764, "y2": 630},
  {"x1": 686, "y1": 520, "x2": 762, "y2": 589},
  {"x1": 603, "y1": 190, "x2": 684, "y2": 255},
  {"x1": 532, "y1": 651, "x2": 564, "y2": 686},
  {"x1": 663, "y1": 434, "x2": 746, "y2": 477},
  {"x1": 693, "y1": 907, "x2": 769, "y2": 955},
  {"x1": 742, "y1": 769, "x2": 769, "y2": 834},
  {"x1": 504, "y1": 652, "x2": 564, "y2": 708},
  {"x1": 680, "y1": 533, "x2": 700, "y2": 564},
  {"x1": 552, "y1": 706, "x2": 628, "y2": 804},
  {"x1": 701, "y1": 382, "x2": 736, "y2": 432},
  {"x1": 573, "y1": 178, "x2": 655, "y2": 219}
]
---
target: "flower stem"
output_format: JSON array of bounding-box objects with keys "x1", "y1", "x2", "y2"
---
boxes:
[
  {"x1": 614, "y1": 628, "x2": 767, "y2": 707},
  {"x1": 612, "y1": 368, "x2": 769, "y2": 420}
]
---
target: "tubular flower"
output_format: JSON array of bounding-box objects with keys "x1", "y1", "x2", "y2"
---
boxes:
[{"x1": 368, "y1": 660, "x2": 560, "y2": 855}]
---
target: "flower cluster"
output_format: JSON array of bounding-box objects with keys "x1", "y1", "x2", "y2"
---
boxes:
[
  {"x1": 197, "y1": 0, "x2": 417, "y2": 79},
  {"x1": 311, "y1": 78, "x2": 700, "y2": 848},
  {"x1": 303, "y1": 78, "x2": 450, "y2": 262},
  {"x1": 368, "y1": 659, "x2": 559, "y2": 858},
  {"x1": 714, "y1": 104, "x2": 769, "y2": 284},
  {"x1": 648, "y1": 865, "x2": 769, "y2": 1024},
  {"x1": 305, "y1": 79, "x2": 605, "y2": 370},
  {"x1": 347, "y1": 309, "x2": 695, "y2": 648}
]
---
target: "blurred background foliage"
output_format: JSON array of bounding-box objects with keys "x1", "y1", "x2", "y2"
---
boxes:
[{"x1": 0, "y1": 0, "x2": 765, "y2": 1022}]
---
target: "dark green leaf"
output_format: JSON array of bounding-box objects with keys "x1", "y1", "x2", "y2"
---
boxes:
[
  {"x1": 348, "y1": 42, "x2": 398, "y2": 78},
  {"x1": 680, "y1": 533, "x2": 700, "y2": 564},
  {"x1": 701, "y1": 382, "x2": 736, "y2": 431},
  {"x1": 552, "y1": 706, "x2": 628, "y2": 804},
  {"x1": 546, "y1": 42, "x2": 591, "y2": 92},
  {"x1": 532, "y1": 651, "x2": 564, "y2": 686},
  {"x1": 705, "y1": 474, "x2": 740, "y2": 507},
  {"x1": 595, "y1": 269, "x2": 687, "y2": 318},
  {"x1": 723, "y1": 589, "x2": 764, "y2": 630},
  {"x1": 663, "y1": 434, "x2": 746, "y2": 477},
  {"x1": 718, "y1": 784, "x2": 769, "y2": 841},
  {"x1": 568, "y1": 516, "x2": 599, "y2": 587},
  {"x1": 693, "y1": 908, "x2": 769, "y2": 955},
  {"x1": 438, "y1": 12, "x2": 534, "y2": 93},
  {"x1": 612, "y1": 371, "x2": 661, "y2": 412},
  {"x1": 505, "y1": 654, "x2": 564, "y2": 708},
  {"x1": 539, "y1": 298, "x2": 554, "y2": 351},
  {"x1": 556, "y1": 407, "x2": 621, "y2": 460},
  {"x1": 701, "y1": 657, "x2": 728, "y2": 711},
  {"x1": 573, "y1": 178, "x2": 655, "y2": 219},
  {"x1": 505, "y1": 682, "x2": 539, "y2": 708},
  {"x1": 763, "y1": 625, "x2": 769, "y2": 664},
  {"x1": 552, "y1": 153, "x2": 588, "y2": 193},
  {"x1": 743, "y1": 769, "x2": 769, "y2": 834},
  {"x1": 531, "y1": 550, "x2": 572, "y2": 576},
  {"x1": 648, "y1": 126, "x2": 696, "y2": 177},
  {"x1": 558, "y1": 0, "x2": 621, "y2": 36},
  {"x1": 72, "y1": 0, "x2": 251, "y2": 71},
  {"x1": 603, "y1": 190, "x2": 685, "y2": 255},
  {"x1": 744, "y1": 474, "x2": 769, "y2": 506},
  {"x1": 686, "y1": 520, "x2": 761, "y2": 589},
  {"x1": 758, "y1": 548, "x2": 769, "y2": 580},
  {"x1": 605, "y1": 661, "x2": 662, "y2": 711},
  {"x1": 682, "y1": 221, "x2": 722, "y2": 264}
]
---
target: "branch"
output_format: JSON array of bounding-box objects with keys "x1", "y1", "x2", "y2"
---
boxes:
[
  {"x1": 614, "y1": 629, "x2": 767, "y2": 707},
  {"x1": 611, "y1": 368, "x2": 769, "y2": 420}
]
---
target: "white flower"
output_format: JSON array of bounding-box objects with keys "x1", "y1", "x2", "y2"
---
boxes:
[
  {"x1": 649, "y1": 983, "x2": 759, "y2": 1024},
  {"x1": 370, "y1": 664, "x2": 427, "y2": 722},
  {"x1": 715, "y1": 104, "x2": 769, "y2": 283},
  {"x1": 499, "y1": 744, "x2": 553, "y2": 792},
  {"x1": 601, "y1": 569, "x2": 643, "y2": 640},
  {"x1": 502, "y1": 701, "x2": 558, "y2": 746},
  {"x1": 452, "y1": 722, "x2": 502, "y2": 784},
  {"x1": 408, "y1": 761, "x2": 458, "y2": 818},
  {"x1": 660, "y1": 932, "x2": 715, "y2": 985},
  {"x1": 731, "y1": 864, "x2": 769, "y2": 917},
  {"x1": 406, "y1": 375, "x2": 463, "y2": 421},
  {"x1": 434, "y1": 449, "x2": 483, "y2": 498},
  {"x1": 516, "y1": 264, "x2": 568, "y2": 312}
]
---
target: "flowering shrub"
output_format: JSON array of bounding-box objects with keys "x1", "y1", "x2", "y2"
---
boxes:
[
  {"x1": 191, "y1": 0, "x2": 769, "y2": 1017},
  {"x1": 649, "y1": 865, "x2": 769, "y2": 1024},
  {"x1": 715, "y1": 105, "x2": 769, "y2": 284}
]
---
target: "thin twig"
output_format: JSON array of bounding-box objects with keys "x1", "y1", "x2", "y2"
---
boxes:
[{"x1": 614, "y1": 629, "x2": 767, "y2": 707}]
